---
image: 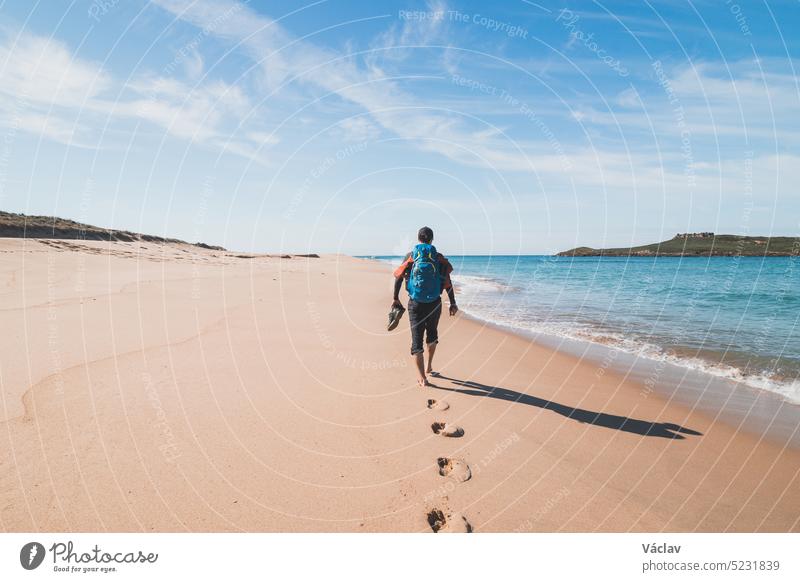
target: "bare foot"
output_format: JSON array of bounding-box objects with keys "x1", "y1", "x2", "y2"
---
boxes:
[
  {"x1": 417, "y1": 378, "x2": 431, "y2": 388},
  {"x1": 427, "y1": 370, "x2": 441, "y2": 378}
]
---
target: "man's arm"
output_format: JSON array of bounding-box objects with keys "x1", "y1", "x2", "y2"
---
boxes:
[
  {"x1": 392, "y1": 254, "x2": 412, "y2": 307},
  {"x1": 393, "y1": 276, "x2": 404, "y2": 303},
  {"x1": 438, "y1": 254, "x2": 458, "y2": 315},
  {"x1": 445, "y1": 284, "x2": 457, "y2": 315}
]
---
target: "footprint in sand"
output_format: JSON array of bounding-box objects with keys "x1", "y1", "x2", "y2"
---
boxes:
[
  {"x1": 427, "y1": 509, "x2": 473, "y2": 533},
  {"x1": 437, "y1": 457, "x2": 471, "y2": 482},
  {"x1": 426, "y1": 398, "x2": 449, "y2": 411},
  {"x1": 431, "y1": 422, "x2": 464, "y2": 437}
]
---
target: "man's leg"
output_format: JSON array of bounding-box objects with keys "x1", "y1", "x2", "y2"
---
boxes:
[
  {"x1": 414, "y1": 352, "x2": 427, "y2": 386},
  {"x1": 407, "y1": 300, "x2": 428, "y2": 386},
  {"x1": 426, "y1": 342, "x2": 437, "y2": 375},
  {"x1": 424, "y1": 299, "x2": 442, "y2": 375}
]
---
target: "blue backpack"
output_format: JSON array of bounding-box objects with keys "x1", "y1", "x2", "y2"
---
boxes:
[{"x1": 407, "y1": 243, "x2": 443, "y2": 303}]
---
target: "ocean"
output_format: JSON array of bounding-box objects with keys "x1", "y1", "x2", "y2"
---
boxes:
[{"x1": 372, "y1": 254, "x2": 800, "y2": 407}]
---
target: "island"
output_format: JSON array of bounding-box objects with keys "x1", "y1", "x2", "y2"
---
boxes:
[{"x1": 557, "y1": 232, "x2": 799, "y2": 257}]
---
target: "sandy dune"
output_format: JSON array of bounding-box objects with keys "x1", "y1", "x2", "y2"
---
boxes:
[{"x1": 1, "y1": 238, "x2": 798, "y2": 532}]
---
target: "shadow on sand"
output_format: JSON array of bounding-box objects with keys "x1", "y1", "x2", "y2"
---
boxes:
[{"x1": 430, "y1": 376, "x2": 703, "y2": 440}]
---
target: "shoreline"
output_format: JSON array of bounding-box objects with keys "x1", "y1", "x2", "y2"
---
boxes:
[
  {"x1": 2, "y1": 239, "x2": 798, "y2": 532},
  {"x1": 452, "y1": 307, "x2": 800, "y2": 450},
  {"x1": 369, "y1": 255, "x2": 800, "y2": 446}
]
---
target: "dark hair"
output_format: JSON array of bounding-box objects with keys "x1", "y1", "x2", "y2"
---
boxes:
[{"x1": 417, "y1": 226, "x2": 433, "y2": 243}]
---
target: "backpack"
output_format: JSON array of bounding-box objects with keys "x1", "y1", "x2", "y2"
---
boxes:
[{"x1": 407, "y1": 243, "x2": 442, "y2": 303}]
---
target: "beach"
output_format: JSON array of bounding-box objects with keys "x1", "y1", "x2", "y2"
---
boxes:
[{"x1": 1, "y1": 238, "x2": 798, "y2": 532}]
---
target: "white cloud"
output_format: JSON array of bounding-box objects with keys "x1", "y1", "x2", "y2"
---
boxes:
[
  {"x1": 616, "y1": 86, "x2": 641, "y2": 108},
  {"x1": 15, "y1": 112, "x2": 79, "y2": 146},
  {"x1": 122, "y1": 77, "x2": 252, "y2": 142},
  {"x1": 0, "y1": 33, "x2": 110, "y2": 107},
  {"x1": 245, "y1": 131, "x2": 280, "y2": 146},
  {"x1": 595, "y1": 59, "x2": 800, "y2": 144},
  {"x1": 337, "y1": 117, "x2": 381, "y2": 142},
  {"x1": 183, "y1": 46, "x2": 204, "y2": 79},
  {"x1": 0, "y1": 30, "x2": 267, "y2": 162},
  {"x1": 366, "y1": 0, "x2": 449, "y2": 70}
]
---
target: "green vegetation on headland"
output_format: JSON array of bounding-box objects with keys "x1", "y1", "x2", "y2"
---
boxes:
[
  {"x1": 557, "y1": 233, "x2": 800, "y2": 257},
  {"x1": 0, "y1": 210, "x2": 226, "y2": 250},
  {"x1": 0, "y1": 210, "x2": 321, "y2": 258}
]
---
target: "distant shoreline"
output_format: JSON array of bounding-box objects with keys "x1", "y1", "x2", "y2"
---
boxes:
[
  {"x1": 557, "y1": 233, "x2": 799, "y2": 257},
  {"x1": 0, "y1": 210, "x2": 227, "y2": 251}
]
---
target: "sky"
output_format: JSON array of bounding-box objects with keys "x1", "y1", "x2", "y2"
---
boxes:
[{"x1": 0, "y1": 0, "x2": 798, "y2": 255}]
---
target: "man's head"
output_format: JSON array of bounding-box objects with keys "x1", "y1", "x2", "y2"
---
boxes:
[{"x1": 418, "y1": 226, "x2": 434, "y2": 244}]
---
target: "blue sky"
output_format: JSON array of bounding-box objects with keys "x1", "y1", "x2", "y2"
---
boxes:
[{"x1": 0, "y1": 0, "x2": 798, "y2": 254}]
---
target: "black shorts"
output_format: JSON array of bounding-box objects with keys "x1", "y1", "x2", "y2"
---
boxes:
[{"x1": 408, "y1": 298, "x2": 442, "y2": 355}]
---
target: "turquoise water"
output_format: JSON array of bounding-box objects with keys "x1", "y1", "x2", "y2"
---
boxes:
[{"x1": 373, "y1": 255, "x2": 800, "y2": 404}]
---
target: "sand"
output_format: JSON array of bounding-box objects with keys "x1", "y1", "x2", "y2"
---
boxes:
[{"x1": 1, "y1": 238, "x2": 798, "y2": 532}]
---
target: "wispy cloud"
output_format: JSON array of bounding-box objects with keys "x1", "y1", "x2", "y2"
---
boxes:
[
  {"x1": 366, "y1": 0, "x2": 450, "y2": 70},
  {"x1": 149, "y1": 0, "x2": 587, "y2": 174},
  {"x1": 0, "y1": 32, "x2": 111, "y2": 107},
  {"x1": 592, "y1": 59, "x2": 800, "y2": 145},
  {"x1": 0, "y1": 30, "x2": 272, "y2": 162}
]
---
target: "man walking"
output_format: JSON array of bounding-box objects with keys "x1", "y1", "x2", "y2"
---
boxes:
[{"x1": 392, "y1": 227, "x2": 458, "y2": 387}]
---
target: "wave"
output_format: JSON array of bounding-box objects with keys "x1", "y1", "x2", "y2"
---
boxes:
[
  {"x1": 451, "y1": 274, "x2": 517, "y2": 293},
  {"x1": 459, "y1": 303, "x2": 800, "y2": 406}
]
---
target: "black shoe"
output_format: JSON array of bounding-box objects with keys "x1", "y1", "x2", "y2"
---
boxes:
[{"x1": 387, "y1": 304, "x2": 406, "y2": 331}]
